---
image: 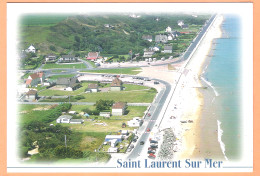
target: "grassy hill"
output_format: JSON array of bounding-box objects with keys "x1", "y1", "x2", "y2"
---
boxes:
[{"x1": 19, "y1": 13, "x2": 210, "y2": 56}]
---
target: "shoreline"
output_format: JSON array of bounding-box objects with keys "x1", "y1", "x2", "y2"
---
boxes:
[{"x1": 176, "y1": 14, "x2": 224, "y2": 160}]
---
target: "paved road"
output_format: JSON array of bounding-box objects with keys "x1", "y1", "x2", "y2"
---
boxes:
[{"x1": 127, "y1": 79, "x2": 171, "y2": 159}]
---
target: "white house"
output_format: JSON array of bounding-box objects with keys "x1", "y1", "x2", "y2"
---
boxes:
[
  {"x1": 26, "y1": 45, "x2": 36, "y2": 53},
  {"x1": 110, "y1": 139, "x2": 119, "y2": 147},
  {"x1": 112, "y1": 102, "x2": 126, "y2": 116},
  {"x1": 178, "y1": 20, "x2": 184, "y2": 27},
  {"x1": 168, "y1": 35, "x2": 173, "y2": 41},
  {"x1": 127, "y1": 117, "x2": 141, "y2": 127},
  {"x1": 165, "y1": 26, "x2": 172, "y2": 33},
  {"x1": 108, "y1": 147, "x2": 118, "y2": 153},
  {"x1": 56, "y1": 115, "x2": 72, "y2": 123},
  {"x1": 143, "y1": 51, "x2": 155, "y2": 58},
  {"x1": 45, "y1": 54, "x2": 57, "y2": 62}
]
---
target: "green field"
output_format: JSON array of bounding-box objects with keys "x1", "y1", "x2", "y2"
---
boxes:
[
  {"x1": 20, "y1": 15, "x2": 69, "y2": 26},
  {"x1": 42, "y1": 63, "x2": 86, "y2": 69},
  {"x1": 82, "y1": 67, "x2": 142, "y2": 75}
]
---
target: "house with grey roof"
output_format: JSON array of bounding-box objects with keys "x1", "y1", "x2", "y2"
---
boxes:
[
  {"x1": 143, "y1": 51, "x2": 155, "y2": 58},
  {"x1": 85, "y1": 83, "x2": 99, "y2": 93},
  {"x1": 142, "y1": 35, "x2": 153, "y2": 42},
  {"x1": 56, "y1": 77, "x2": 80, "y2": 91},
  {"x1": 56, "y1": 115, "x2": 73, "y2": 123},
  {"x1": 155, "y1": 35, "x2": 168, "y2": 43},
  {"x1": 164, "y1": 45, "x2": 173, "y2": 53},
  {"x1": 45, "y1": 54, "x2": 57, "y2": 62},
  {"x1": 59, "y1": 55, "x2": 77, "y2": 63}
]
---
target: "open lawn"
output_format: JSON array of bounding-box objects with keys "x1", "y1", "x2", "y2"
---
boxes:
[
  {"x1": 79, "y1": 90, "x2": 156, "y2": 103},
  {"x1": 42, "y1": 63, "x2": 86, "y2": 69},
  {"x1": 39, "y1": 83, "x2": 156, "y2": 103},
  {"x1": 60, "y1": 106, "x2": 147, "y2": 133},
  {"x1": 39, "y1": 82, "x2": 90, "y2": 96},
  {"x1": 82, "y1": 67, "x2": 142, "y2": 75}
]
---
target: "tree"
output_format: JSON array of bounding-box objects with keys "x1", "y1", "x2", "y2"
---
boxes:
[
  {"x1": 95, "y1": 99, "x2": 114, "y2": 111},
  {"x1": 49, "y1": 45, "x2": 56, "y2": 51}
]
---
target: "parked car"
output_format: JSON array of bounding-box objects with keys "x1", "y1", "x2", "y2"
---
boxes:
[
  {"x1": 148, "y1": 153, "x2": 156, "y2": 159},
  {"x1": 150, "y1": 140, "x2": 158, "y2": 144},
  {"x1": 149, "y1": 145, "x2": 158, "y2": 149},
  {"x1": 148, "y1": 150, "x2": 156, "y2": 154}
]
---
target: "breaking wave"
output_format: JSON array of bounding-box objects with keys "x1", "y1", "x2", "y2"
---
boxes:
[
  {"x1": 217, "y1": 120, "x2": 228, "y2": 161},
  {"x1": 201, "y1": 76, "x2": 219, "y2": 96}
]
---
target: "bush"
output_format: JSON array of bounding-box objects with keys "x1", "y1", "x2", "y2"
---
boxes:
[{"x1": 73, "y1": 95, "x2": 85, "y2": 100}]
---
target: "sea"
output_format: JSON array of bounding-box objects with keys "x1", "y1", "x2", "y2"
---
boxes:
[{"x1": 201, "y1": 15, "x2": 241, "y2": 161}]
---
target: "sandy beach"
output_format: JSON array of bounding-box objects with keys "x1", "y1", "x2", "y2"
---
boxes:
[{"x1": 176, "y1": 14, "x2": 225, "y2": 159}]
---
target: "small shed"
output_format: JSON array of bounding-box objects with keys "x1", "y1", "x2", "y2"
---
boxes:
[
  {"x1": 25, "y1": 89, "x2": 38, "y2": 101},
  {"x1": 105, "y1": 135, "x2": 123, "y2": 142},
  {"x1": 70, "y1": 119, "x2": 84, "y2": 124},
  {"x1": 108, "y1": 147, "x2": 118, "y2": 153},
  {"x1": 99, "y1": 112, "x2": 111, "y2": 118}
]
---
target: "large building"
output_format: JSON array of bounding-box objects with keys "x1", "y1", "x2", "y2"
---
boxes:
[
  {"x1": 112, "y1": 102, "x2": 127, "y2": 116},
  {"x1": 26, "y1": 72, "x2": 45, "y2": 87}
]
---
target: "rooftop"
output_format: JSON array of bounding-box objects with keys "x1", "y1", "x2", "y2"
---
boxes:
[{"x1": 112, "y1": 102, "x2": 126, "y2": 109}]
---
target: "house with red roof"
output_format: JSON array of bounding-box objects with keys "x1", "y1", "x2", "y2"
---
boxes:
[
  {"x1": 26, "y1": 72, "x2": 45, "y2": 87},
  {"x1": 86, "y1": 52, "x2": 101, "y2": 61}
]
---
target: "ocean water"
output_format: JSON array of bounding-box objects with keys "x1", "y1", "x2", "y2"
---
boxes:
[{"x1": 202, "y1": 15, "x2": 241, "y2": 160}]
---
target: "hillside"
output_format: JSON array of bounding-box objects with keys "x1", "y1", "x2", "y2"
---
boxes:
[{"x1": 19, "y1": 13, "x2": 211, "y2": 56}]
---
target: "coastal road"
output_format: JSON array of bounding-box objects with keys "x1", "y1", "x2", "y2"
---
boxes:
[{"x1": 127, "y1": 14, "x2": 217, "y2": 159}]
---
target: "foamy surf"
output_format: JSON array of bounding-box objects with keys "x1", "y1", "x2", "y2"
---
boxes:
[
  {"x1": 217, "y1": 120, "x2": 228, "y2": 161},
  {"x1": 201, "y1": 76, "x2": 219, "y2": 96}
]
